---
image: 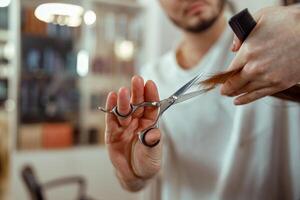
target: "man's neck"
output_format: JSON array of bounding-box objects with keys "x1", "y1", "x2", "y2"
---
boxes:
[{"x1": 177, "y1": 14, "x2": 227, "y2": 70}]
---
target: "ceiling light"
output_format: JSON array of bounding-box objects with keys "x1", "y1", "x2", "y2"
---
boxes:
[
  {"x1": 114, "y1": 40, "x2": 135, "y2": 61},
  {"x1": 84, "y1": 10, "x2": 96, "y2": 26},
  {"x1": 77, "y1": 50, "x2": 89, "y2": 77},
  {"x1": 0, "y1": 0, "x2": 11, "y2": 7},
  {"x1": 34, "y1": 3, "x2": 84, "y2": 27}
]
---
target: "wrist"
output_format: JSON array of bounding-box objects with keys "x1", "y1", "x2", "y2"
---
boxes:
[
  {"x1": 116, "y1": 170, "x2": 146, "y2": 192},
  {"x1": 130, "y1": 140, "x2": 161, "y2": 180}
]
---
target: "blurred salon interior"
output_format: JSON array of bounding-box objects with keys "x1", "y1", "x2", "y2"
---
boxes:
[{"x1": 0, "y1": 0, "x2": 297, "y2": 199}]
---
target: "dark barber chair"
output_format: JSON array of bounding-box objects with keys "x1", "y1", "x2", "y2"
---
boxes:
[{"x1": 21, "y1": 164, "x2": 94, "y2": 200}]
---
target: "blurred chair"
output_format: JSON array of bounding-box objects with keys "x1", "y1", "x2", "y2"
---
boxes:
[{"x1": 21, "y1": 165, "x2": 94, "y2": 200}]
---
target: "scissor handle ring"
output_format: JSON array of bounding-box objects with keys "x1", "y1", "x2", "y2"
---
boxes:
[
  {"x1": 113, "y1": 105, "x2": 134, "y2": 119},
  {"x1": 138, "y1": 128, "x2": 160, "y2": 148}
]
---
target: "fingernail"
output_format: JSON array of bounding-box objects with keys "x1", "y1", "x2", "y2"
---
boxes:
[
  {"x1": 234, "y1": 99, "x2": 242, "y2": 105},
  {"x1": 231, "y1": 40, "x2": 236, "y2": 51}
]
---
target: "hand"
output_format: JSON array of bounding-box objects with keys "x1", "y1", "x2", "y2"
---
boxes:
[
  {"x1": 221, "y1": 6, "x2": 300, "y2": 105},
  {"x1": 105, "y1": 76, "x2": 162, "y2": 191}
]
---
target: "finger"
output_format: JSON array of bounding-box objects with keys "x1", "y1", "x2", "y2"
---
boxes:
[
  {"x1": 229, "y1": 80, "x2": 272, "y2": 97},
  {"x1": 231, "y1": 8, "x2": 262, "y2": 53},
  {"x1": 105, "y1": 92, "x2": 119, "y2": 129},
  {"x1": 234, "y1": 86, "x2": 278, "y2": 105},
  {"x1": 131, "y1": 75, "x2": 144, "y2": 118},
  {"x1": 221, "y1": 45, "x2": 249, "y2": 95},
  {"x1": 105, "y1": 92, "x2": 119, "y2": 143},
  {"x1": 144, "y1": 129, "x2": 161, "y2": 147},
  {"x1": 231, "y1": 35, "x2": 242, "y2": 52},
  {"x1": 227, "y1": 40, "x2": 249, "y2": 71},
  {"x1": 132, "y1": 129, "x2": 162, "y2": 178},
  {"x1": 117, "y1": 87, "x2": 132, "y2": 126},
  {"x1": 221, "y1": 69, "x2": 251, "y2": 96},
  {"x1": 231, "y1": 5, "x2": 264, "y2": 52},
  {"x1": 143, "y1": 80, "x2": 160, "y2": 120}
]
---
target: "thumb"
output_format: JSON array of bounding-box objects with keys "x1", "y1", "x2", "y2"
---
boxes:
[
  {"x1": 132, "y1": 130, "x2": 162, "y2": 179},
  {"x1": 231, "y1": 35, "x2": 242, "y2": 52},
  {"x1": 231, "y1": 7, "x2": 264, "y2": 52}
]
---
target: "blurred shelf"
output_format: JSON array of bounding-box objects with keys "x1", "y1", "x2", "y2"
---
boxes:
[
  {"x1": 0, "y1": 109, "x2": 8, "y2": 115},
  {"x1": 22, "y1": 33, "x2": 73, "y2": 53},
  {"x1": 87, "y1": 73, "x2": 131, "y2": 80},
  {"x1": 0, "y1": 29, "x2": 9, "y2": 41},
  {"x1": 15, "y1": 145, "x2": 105, "y2": 154},
  {"x1": 0, "y1": 64, "x2": 11, "y2": 78},
  {"x1": 22, "y1": 33, "x2": 73, "y2": 43},
  {"x1": 21, "y1": 71, "x2": 78, "y2": 80},
  {"x1": 80, "y1": 73, "x2": 131, "y2": 91},
  {"x1": 21, "y1": 0, "x2": 144, "y2": 10},
  {"x1": 93, "y1": 0, "x2": 144, "y2": 10}
]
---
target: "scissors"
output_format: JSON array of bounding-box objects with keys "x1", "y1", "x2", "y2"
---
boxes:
[{"x1": 99, "y1": 74, "x2": 208, "y2": 148}]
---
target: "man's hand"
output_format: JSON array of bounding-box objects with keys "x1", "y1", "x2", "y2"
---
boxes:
[
  {"x1": 221, "y1": 6, "x2": 300, "y2": 105},
  {"x1": 105, "y1": 76, "x2": 162, "y2": 191}
]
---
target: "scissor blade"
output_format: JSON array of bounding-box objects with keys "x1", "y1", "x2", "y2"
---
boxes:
[
  {"x1": 172, "y1": 75, "x2": 202, "y2": 97},
  {"x1": 173, "y1": 89, "x2": 207, "y2": 105}
]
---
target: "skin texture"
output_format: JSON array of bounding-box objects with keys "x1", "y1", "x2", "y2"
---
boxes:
[
  {"x1": 221, "y1": 6, "x2": 300, "y2": 105},
  {"x1": 105, "y1": 76, "x2": 162, "y2": 191},
  {"x1": 105, "y1": 0, "x2": 226, "y2": 191},
  {"x1": 159, "y1": 0, "x2": 225, "y2": 33}
]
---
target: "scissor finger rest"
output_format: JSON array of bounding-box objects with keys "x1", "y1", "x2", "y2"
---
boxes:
[
  {"x1": 99, "y1": 105, "x2": 133, "y2": 119},
  {"x1": 139, "y1": 127, "x2": 160, "y2": 148},
  {"x1": 99, "y1": 102, "x2": 160, "y2": 119}
]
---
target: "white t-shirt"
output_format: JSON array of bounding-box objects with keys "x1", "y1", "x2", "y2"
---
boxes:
[{"x1": 141, "y1": 26, "x2": 300, "y2": 200}]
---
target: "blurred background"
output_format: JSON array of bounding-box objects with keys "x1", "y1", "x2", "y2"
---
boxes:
[{"x1": 0, "y1": 0, "x2": 290, "y2": 199}]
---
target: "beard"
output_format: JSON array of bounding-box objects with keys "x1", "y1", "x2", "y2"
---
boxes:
[{"x1": 170, "y1": 0, "x2": 226, "y2": 33}]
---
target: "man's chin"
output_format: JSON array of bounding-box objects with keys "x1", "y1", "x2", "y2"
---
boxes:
[
  {"x1": 183, "y1": 18, "x2": 218, "y2": 33},
  {"x1": 169, "y1": 14, "x2": 219, "y2": 33}
]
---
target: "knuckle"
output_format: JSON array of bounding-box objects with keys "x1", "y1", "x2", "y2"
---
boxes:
[
  {"x1": 243, "y1": 44, "x2": 255, "y2": 60},
  {"x1": 223, "y1": 78, "x2": 236, "y2": 94},
  {"x1": 245, "y1": 63, "x2": 265, "y2": 77},
  {"x1": 226, "y1": 78, "x2": 235, "y2": 88},
  {"x1": 253, "y1": 65, "x2": 266, "y2": 75},
  {"x1": 265, "y1": 74, "x2": 282, "y2": 86}
]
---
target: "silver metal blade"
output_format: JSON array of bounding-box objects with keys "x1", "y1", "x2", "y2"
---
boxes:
[
  {"x1": 173, "y1": 89, "x2": 207, "y2": 105},
  {"x1": 172, "y1": 75, "x2": 202, "y2": 97}
]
